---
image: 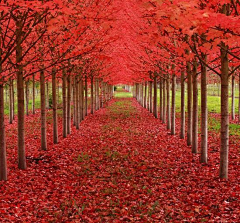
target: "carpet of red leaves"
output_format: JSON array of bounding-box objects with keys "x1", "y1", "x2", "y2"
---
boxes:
[{"x1": 0, "y1": 97, "x2": 239, "y2": 222}]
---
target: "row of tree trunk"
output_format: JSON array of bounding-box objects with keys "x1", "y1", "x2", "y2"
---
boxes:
[
  {"x1": 0, "y1": 71, "x2": 114, "y2": 181},
  {"x1": 133, "y1": 66, "x2": 240, "y2": 179}
]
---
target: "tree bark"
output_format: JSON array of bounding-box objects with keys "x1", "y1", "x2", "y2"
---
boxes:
[
  {"x1": 220, "y1": 42, "x2": 229, "y2": 179},
  {"x1": 153, "y1": 76, "x2": 158, "y2": 118},
  {"x1": 79, "y1": 78, "x2": 83, "y2": 122},
  {"x1": 192, "y1": 61, "x2": 198, "y2": 154},
  {"x1": 25, "y1": 80, "x2": 29, "y2": 116},
  {"x1": 167, "y1": 74, "x2": 171, "y2": 130},
  {"x1": 75, "y1": 76, "x2": 79, "y2": 129},
  {"x1": 85, "y1": 76, "x2": 88, "y2": 116},
  {"x1": 91, "y1": 76, "x2": 94, "y2": 114},
  {"x1": 46, "y1": 81, "x2": 49, "y2": 109},
  {"x1": 67, "y1": 75, "x2": 71, "y2": 134},
  {"x1": 40, "y1": 71, "x2": 47, "y2": 150},
  {"x1": 16, "y1": 19, "x2": 26, "y2": 170},
  {"x1": 160, "y1": 77, "x2": 163, "y2": 121},
  {"x1": 144, "y1": 81, "x2": 147, "y2": 108},
  {"x1": 9, "y1": 79, "x2": 13, "y2": 124},
  {"x1": 0, "y1": 80, "x2": 7, "y2": 180},
  {"x1": 163, "y1": 77, "x2": 166, "y2": 123},
  {"x1": 73, "y1": 76, "x2": 76, "y2": 126},
  {"x1": 180, "y1": 71, "x2": 185, "y2": 139},
  {"x1": 149, "y1": 81, "x2": 153, "y2": 113},
  {"x1": 12, "y1": 79, "x2": 15, "y2": 120},
  {"x1": 32, "y1": 75, "x2": 35, "y2": 114},
  {"x1": 62, "y1": 69, "x2": 67, "y2": 138},
  {"x1": 200, "y1": 56, "x2": 208, "y2": 163},
  {"x1": 52, "y1": 68, "x2": 58, "y2": 144},
  {"x1": 231, "y1": 75, "x2": 235, "y2": 120},
  {"x1": 187, "y1": 61, "x2": 192, "y2": 146},
  {"x1": 171, "y1": 73, "x2": 176, "y2": 135},
  {"x1": 239, "y1": 74, "x2": 240, "y2": 122}
]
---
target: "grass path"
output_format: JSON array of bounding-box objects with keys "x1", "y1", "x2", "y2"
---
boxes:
[{"x1": 0, "y1": 93, "x2": 239, "y2": 222}]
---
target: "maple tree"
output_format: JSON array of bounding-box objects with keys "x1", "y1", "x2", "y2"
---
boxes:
[{"x1": 0, "y1": 0, "x2": 240, "y2": 221}]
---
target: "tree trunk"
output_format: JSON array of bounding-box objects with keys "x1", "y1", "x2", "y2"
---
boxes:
[
  {"x1": 73, "y1": 77, "x2": 76, "y2": 126},
  {"x1": 171, "y1": 74, "x2": 176, "y2": 135},
  {"x1": 220, "y1": 42, "x2": 229, "y2": 179},
  {"x1": 85, "y1": 76, "x2": 88, "y2": 116},
  {"x1": 231, "y1": 75, "x2": 235, "y2": 120},
  {"x1": 81, "y1": 78, "x2": 84, "y2": 120},
  {"x1": 46, "y1": 81, "x2": 49, "y2": 109},
  {"x1": 187, "y1": 61, "x2": 192, "y2": 146},
  {"x1": 149, "y1": 81, "x2": 153, "y2": 113},
  {"x1": 200, "y1": 56, "x2": 208, "y2": 163},
  {"x1": 9, "y1": 79, "x2": 13, "y2": 124},
  {"x1": 0, "y1": 79, "x2": 7, "y2": 180},
  {"x1": 163, "y1": 77, "x2": 166, "y2": 123},
  {"x1": 144, "y1": 81, "x2": 147, "y2": 108},
  {"x1": 167, "y1": 74, "x2": 171, "y2": 130},
  {"x1": 62, "y1": 69, "x2": 67, "y2": 138},
  {"x1": 40, "y1": 71, "x2": 47, "y2": 150},
  {"x1": 52, "y1": 68, "x2": 58, "y2": 144},
  {"x1": 192, "y1": 61, "x2": 198, "y2": 154},
  {"x1": 239, "y1": 74, "x2": 240, "y2": 122},
  {"x1": 79, "y1": 78, "x2": 83, "y2": 122},
  {"x1": 180, "y1": 71, "x2": 185, "y2": 139},
  {"x1": 160, "y1": 77, "x2": 163, "y2": 121},
  {"x1": 12, "y1": 79, "x2": 15, "y2": 120},
  {"x1": 25, "y1": 80, "x2": 29, "y2": 116},
  {"x1": 91, "y1": 76, "x2": 94, "y2": 114},
  {"x1": 75, "y1": 76, "x2": 79, "y2": 129},
  {"x1": 32, "y1": 75, "x2": 35, "y2": 114},
  {"x1": 16, "y1": 19, "x2": 26, "y2": 170},
  {"x1": 67, "y1": 75, "x2": 71, "y2": 134},
  {"x1": 153, "y1": 76, "x2": 157, "y2": 118}
]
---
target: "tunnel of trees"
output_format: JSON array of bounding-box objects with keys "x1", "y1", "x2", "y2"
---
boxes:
[{"x1": 0, "y1": 0, "x2": 239, "y2": 221}]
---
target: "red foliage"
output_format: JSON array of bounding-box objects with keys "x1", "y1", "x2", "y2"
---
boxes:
[{"x1": 0, "y1": 98, "x2": 239, "y2": 222}]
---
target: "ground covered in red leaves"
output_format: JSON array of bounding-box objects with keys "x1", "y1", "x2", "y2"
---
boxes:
[{"x1": 0, "y1": 97, "x2": 239, "y2": 222}]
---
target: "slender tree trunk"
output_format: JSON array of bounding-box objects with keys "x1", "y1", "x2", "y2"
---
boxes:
[
  {"x1": 46, "y1": 81, "x2": 49, "y2": 109},
  {"x1": 91, "y1": 76, "x2": 94, "y2": 114},
  {"x1": 239, "y1": 74, "x2": 240, "y2": 122},
  {"x1": 32, "y1": 75, "x2": 35, "y2": 114},
  {"x1": 62, "y1": 69, "x2": 67, "y2": 138},
  {"x1": 25, "y1": 80, "x2": 29, "y2": 116},
  {"x1": 192, "y1": 61, "x2": 198, "y2": 154},
  {"x1": 75, "y1": 76, "x2": 79, "y2": 129},
  {"x1": 153, "y1": 76, "x2": 157, "y2": 118},
  {"x1": 73, "y1": 77, "x2": 76, "y2": 126},
  {"x1": 79, "y1": 78, "x2": 83, "y2": 122},
  {"x1": 9, "y1": 79, "x2": 13, "y2": 124},
  {"x1": 180, "y1": 71, "x2": 185, "y2": 139},
  {"x1": 94, "y1": 79, "x2": 97, "y2": 111},
  {"x1": 40, "y1": 71, "x2": 47, "y2": 150},
  {"x1": 67, "y1": 75, "x2": 71, "y2": 134},
  {"x1": 160, "y1": 77, "x2": 163, "y2": 121},
  {"x1": 52, "y1": 68, "x2": 58, "y2": 144},
  {"x1": 220, "y1": 42, "x2": 229, "y2": 179},
  {"x1": 200, "y1": 56, "x2": 208, "y2": 163},
  {"x1": 16, "y1": 19, "x2": 26, "y2": 170},
  {"x1": 85, "y1": 76, "x2": 88, "y2": 116},
  {"x1": 81, "y1": 78, "x2": 84, "y2": 119},
  {"x1": 187, "y1": 61, "x2": 192, "y2": 146},
  {"x1": 144, "y1": 81, "x2": 147, "y2": 108},
  {"x1": 149, "y1": 81, "x2": 153, "y2": 113},
  {"x1": 12, "y1": 79, "x2": 15, "y2": 120},
  {"x1": 0, "y1": 79, "x2": 7, "y2": 180},
  {"x1": 163, "y1": 77, "x2": 166, "y2": 123},
  {"x1": 167, "y1": 74, "x2": 171, "y2": 130},
  {"x1": 231, "y1": 75, "x2": 235, "y2": 120},
  {"x1": 171, "y1": 74, "x2": 176, "y2": 135}
]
